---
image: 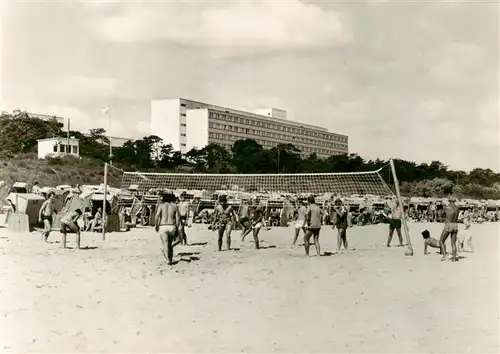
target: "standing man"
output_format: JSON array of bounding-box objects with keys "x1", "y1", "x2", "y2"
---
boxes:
[
  {"x1": 292, "y1": 200, "x2": 308, "y2": 245},
  {"x1": 239, "y1": 199, "x2": 252, "y2": 241},
  {"x1": 430, "y1": 202, "x2": 437, "y2": 222},
  {"x1": 155, "y1": 192, "x2": 180, "y2": 265},
  {"x1": 243, "y1": 197, "x2": 265, "y2": 250},
  {"x1": 39, "y1": 192, "x2": 57, "y2": 242},
  {"x1": 212, "y1": 195, "x2": 238, "y2": 251},
  {"x1": 387, "y1": 200, "x2": 404, "y2": 247},
  {"x1": 333, "y1": 198, "x2": 349, "y2": 252},
  {"x1": 178, "y1": 191, "x2": 190, "y2": 246},
  {"x1": 440, "y1": 196, "x2": 460, "y2": 261},
  {"x1": 330, "y1": 198, "x2": 337, "y2": 231},
  {"x1": 304, "y1": 195, "x2": 322, "y2": 256}
]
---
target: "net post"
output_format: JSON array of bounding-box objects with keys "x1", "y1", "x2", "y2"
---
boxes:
[
  {"x1": 389, "y1": 159, "x2": 413, "y2": 256},
  {"x1": 102, "y1": 162, "x2": 108, "y2": 241}
]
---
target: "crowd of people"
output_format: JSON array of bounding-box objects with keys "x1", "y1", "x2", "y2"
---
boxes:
[
  {"x1": 1, "y1": 180, "x2": 487, "y2": 265},
  {"x1": 406, "y1": 202, "x2": 498, "y2": 223},
  {"x1": 153, "y1": 192, "x2": 476, "y2": 265}
]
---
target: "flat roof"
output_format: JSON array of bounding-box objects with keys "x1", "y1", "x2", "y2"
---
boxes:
[
  {"x1": 37, "y1": 137, "x2": 79, "y2": 142},
  {"x1": 155, "y1": 97, "x2": 345, "y2": 135}
]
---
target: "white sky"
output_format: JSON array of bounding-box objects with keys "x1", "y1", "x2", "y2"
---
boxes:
[{"x1": 1, "y1": 0, "x2": 499, "y2": 171}]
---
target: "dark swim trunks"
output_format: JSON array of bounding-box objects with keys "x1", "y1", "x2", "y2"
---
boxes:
[
  {"x1": 308, "y1": 228, "x2": 321, "y2": 236},
  {"x1": 239, "y1": 216, "x2": 250, "y2": 227},
  {"x1": 390, "y1": 219, "x2": 402, "y2": 230}
]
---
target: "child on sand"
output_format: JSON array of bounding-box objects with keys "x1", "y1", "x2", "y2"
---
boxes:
[{"x1": 422, "y1": 230, "x2": 440, "y2": 255}]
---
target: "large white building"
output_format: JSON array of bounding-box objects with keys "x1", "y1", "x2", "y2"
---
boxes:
[{"x1": 151, "y1": 98, "x2": 348, "y2": 158}]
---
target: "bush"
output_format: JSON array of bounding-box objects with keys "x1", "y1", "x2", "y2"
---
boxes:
[
  {"x1": 0, "y1": 151, "x2": 14, "y2": 159},
  {"x1": 17, "y1": 160, "x2": 28, "y2": 168},
  {"x1": 46, "y1": 155, "x2": 64, "y2": 165},
  {"x1": 42, "y1": 166, "x2": 56, "y2": 175},
  {"x1": 45, "y1": 154, "x2": 82, "y2": 166}
]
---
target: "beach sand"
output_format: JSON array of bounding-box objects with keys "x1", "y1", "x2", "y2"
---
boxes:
[{"x1": 0, "y1": 222, "x2": 498, "y2": 353}]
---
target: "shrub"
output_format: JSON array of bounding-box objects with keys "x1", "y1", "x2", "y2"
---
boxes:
[
  {"x1": 46, "y1": 155, "x2": 64, "y2": 165},
  {"x1": 42, "y1": 167, "x2": 56, "y2": 175}
]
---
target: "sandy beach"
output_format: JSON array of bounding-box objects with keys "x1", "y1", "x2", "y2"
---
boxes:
[{"x1": 0, "y1": 222, "x2": 498, "y2": 353}]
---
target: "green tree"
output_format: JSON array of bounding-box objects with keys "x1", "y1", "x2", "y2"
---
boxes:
[
  {"x1": 156, "y1": 143, "x2": 176, "y2": 169},
  {"x1": 185, "y1": 147, "x2": 207, "y2": 172},
  {"x1": 0, "y1": 113, "x2": 62, "y2": 154},
  {"x1": 300, "y1": 153, "x2": 324, "y2": 173},
  {"x1": 271, "y1": 143, "x2": 302, "y2": 173},
  {"x1": 202, "y1": 143, "x2": 235, "y2": 173},
  {"x1": 113, "y1": 140, "x2": 136, "y2": 166},
  {"x1": 231, "y1": 139, "x2": 265, "y2": 173}
]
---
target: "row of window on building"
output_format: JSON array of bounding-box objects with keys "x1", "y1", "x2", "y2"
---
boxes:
[
  {"x1": 209, "y1": 133, "x2": 342, "y2": 156},
  {"x1": 208, "y1": 111, "x2": 347, "y2": 142},
  {"x1": 53, "y1": 144, "x2": 78, "y2": 154},
  {"x1": 208, "y1": 122, "x2": 347, "y2": 150}
]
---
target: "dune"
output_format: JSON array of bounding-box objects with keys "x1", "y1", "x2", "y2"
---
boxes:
[{"x1": 0, "y1": 222, "x2": 498, "y2": 353}]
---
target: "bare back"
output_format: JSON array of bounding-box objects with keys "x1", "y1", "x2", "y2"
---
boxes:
[
  {"x1": 156, "y1": 202, "x2": 179, "y2": 225},
  {"x1": 426, "y1": 237, "x2": 440, "y2": 248},
  {"x1": 307, "y1": 204, "x2": 322, "y2": 229},
  {"x1": 239, "y1": 204, "x2": 249, "y2": 218},
  {"x1": 297, "y1": 206, "x2": 307, "y2": 221}
]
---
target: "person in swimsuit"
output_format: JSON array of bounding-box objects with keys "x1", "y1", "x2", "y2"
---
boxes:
[
  {"x1": 242, "y1": 197, "x2": 265, "y2": 249},
  {"x1": 292, "y1": 201, "x2": 308, "y2": 245},
  {"x1": 459, "y1": 210, "x2": 474, "y2": 252},
  {"x1": 387, "y1": 200, "x2": 404, "y2": 247},
  {"x1": 178, "y1": 191, "x2": 190, "y2": 246},
  {"x1": 155, "y1": 192, "x2": 180, "y2": 265},
  {"x1": 88, "y1": 207, "x2": 103, "y2": 232},
  {"x1": 330, "y1": 198, "x2": 337, "y2": 231},
  {"x1": 60, "y1": 208, "x2": 82, "y2": 249},
  {"x1": 239, "y1": 199, "x2": 252, "y2": 241},
  {"x1": 439, "y1": 195, "x2": 460, "y2": 262},
  {"x1": 39, "y1": 192, "x2": 57, "y2": 242},
  {"x1": 422, "y1": 230, "x2": 440, "y2": 255},
  {"x1": 212, "y1": 195, "x2": 238, "y2": 251},
  {"x1": 304, "y1": 195, "x2": 322, "y2": 256},
  {"x1": 333, "y1": 198, "x2": 348, "y2": 252}
]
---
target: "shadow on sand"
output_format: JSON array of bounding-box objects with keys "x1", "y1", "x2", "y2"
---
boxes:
[
  {"x1": 189, "y1": 242, "x2": 208, "y2": 246},
  {"x1": 259, "y1": 245, "x2": 277, "y2": 250},
  {"x1": 322, "y1": 251, "x2": 337, "y2": 256},
  {"x1": 177, "y1": 252, "x2": 201, "y2": 257},
  {"x1": 171, "y1": 256, "x2": 200, "y2": 265},
  {"x1": 63, "y1": 246, "x2": 98, "y2": 250}
]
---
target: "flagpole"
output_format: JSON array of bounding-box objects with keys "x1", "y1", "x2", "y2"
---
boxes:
[
  {"x1": 67, "y1": 118, "x2": 70, "y2": 155},
  {"x1": 107, "y1": 106, "x2": 113, "y2": 166}
]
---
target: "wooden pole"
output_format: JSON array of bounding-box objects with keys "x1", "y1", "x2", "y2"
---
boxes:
[
  {"x1": 102, "y1": 163, "x2": 108, "y2": 241},
  {"x1": 389, "y1": 159, "x2": 413, "y2": 256}
]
